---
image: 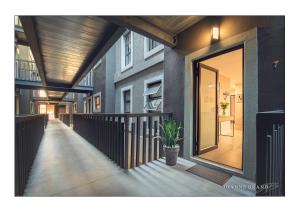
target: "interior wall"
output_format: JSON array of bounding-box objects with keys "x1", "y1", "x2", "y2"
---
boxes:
[
  {"x1": 219, "y1": 74, "x2": 231, "y2": 116},
  {"x1": 202, "y1": 48, "x2": 243, "y2": 130},
  {"x1": 46, "y1": 104, "x2": 54, "y2": 119},
  {"x1": 234, "y1": 84, "x2": 243, "y2": 130}
]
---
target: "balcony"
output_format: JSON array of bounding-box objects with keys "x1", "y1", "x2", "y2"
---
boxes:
[
  {"x1": 15, "y1": 59, "x2": 41, "y2": 82},
  {"x1": 78, "y1": 71, "x2": 93, "y2": 88}
]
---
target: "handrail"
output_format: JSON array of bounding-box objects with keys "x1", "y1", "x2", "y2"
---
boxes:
[
  {"x1": 74, "y1": 112, "x2": 172, "y2": 118},
  {"x1": 15, "y1": 59, "x2": 36, "y2": 64},
  {"x1": 15, "y1": 114, "x2": 48, "y2": 196},
  {"x1": 15, "y1": 59, "x2": 41, "y2": 82},
  {"x1": 72, "y1": 112, "x2": 172, "y2": 169},
  {"x1": 256, "y1": 111, "x2": 285, "y2": 196}
]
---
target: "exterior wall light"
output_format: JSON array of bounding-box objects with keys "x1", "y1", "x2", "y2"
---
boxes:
[{"x1": 212, "y1": 26, "x2": 219, "y2": 40}]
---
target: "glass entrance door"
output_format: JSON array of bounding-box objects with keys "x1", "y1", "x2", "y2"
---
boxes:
[{"x1": 198, "y1": 63, "x2": 219, "y2": 153}]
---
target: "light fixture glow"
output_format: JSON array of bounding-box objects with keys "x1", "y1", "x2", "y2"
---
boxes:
[
  {"x1": 212, "y1": 26, "x2": 219, "y2": 40},
  {"x1": 39, "y1": 90, "x2": 47, "y2": 98}
]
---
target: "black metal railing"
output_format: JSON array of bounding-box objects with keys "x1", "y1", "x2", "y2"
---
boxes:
[
  {"x1": 59, "y1": 113, "x2": 71, "y2": 127},
  {"x1": 73, "y1": 113, "x2": 172, "y2": 169},
  {"x1": 15, "y1": 59, "x2": 41, "y2": 82},
  {"x1": 15, "y1": 114, "x2": 48, "y2": 196},
  {"x1": 256, "y1": 110, "x2": 285, "y2": 196}
]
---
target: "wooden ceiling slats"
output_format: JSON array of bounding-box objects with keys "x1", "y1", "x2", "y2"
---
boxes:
[
  {"x1": 32, "y1": 16, "x2": 112, "y2": 86},
  {"x1": 141, "y1": 16, "x2": 204, "y2": 35}
]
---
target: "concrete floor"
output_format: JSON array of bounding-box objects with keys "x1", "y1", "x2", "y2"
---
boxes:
[{"x1": 24, "y1": 119, "x2": 255, "y2": 197}]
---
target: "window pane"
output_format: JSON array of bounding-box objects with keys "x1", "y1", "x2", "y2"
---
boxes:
[
  {"x1": 123, "y1": 90, "x2": 131, "y2": 113},
  {"x1": 124, "y1": 102, "x2": 130, "y2": 113},
  {"x1": 124, "y1": 90, "x2": 131, "y2": 101},
  {"x1": 148, "y1": 81, "x2": 162, "y2": 98},
  {"x1": 148, "y1": 39, "x2": 159, "y2": 51},
  {"x1": 124, "y1": 32, "x2": 131, "y2": 66},
  {"x1": 39, "y1": 104, "x2": 47, "y2": 114},
  {"x1": 95, "y1": 96, "x2": 100, "y2": 109}
]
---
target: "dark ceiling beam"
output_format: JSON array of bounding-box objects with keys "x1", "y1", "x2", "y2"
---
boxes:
[
  {"x1": 32, "y1": 97, "x2": 75, "y2": 103},
  {"x1": 32, "y1": 100, "x2": 74, "y2": 104},
  {"x1": 19, "y1": 16, "x2": 47, "y2": 86},
  {"x1": 15, "y1": 80, "x2": 93, "y2": 93},
  {"x1": 99, "y1": 16, "x2": 177, "y2": 47},
  {"x1": 15, "y1": 39, "x2": 29, "y2": 46},
  {"x1": 70, "y1": 25, "x2": 126, "y2": 88}
]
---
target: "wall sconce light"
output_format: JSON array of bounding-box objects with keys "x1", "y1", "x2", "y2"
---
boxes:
[{"x1": 212, "y1": 26, "x2": 219, "y2": 40}]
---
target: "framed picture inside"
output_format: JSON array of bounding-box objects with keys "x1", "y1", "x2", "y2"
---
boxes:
[{"x1": 237, "y1": 93, "x2": 243, "y2": 103}]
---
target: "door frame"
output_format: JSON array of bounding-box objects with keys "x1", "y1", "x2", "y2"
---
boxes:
[
  {"x1": 196, "y1": 63, "x2": 219, "y2": 155},
  {"x1": 192, "y1": 44, "x2": 245, "y2": 169}
]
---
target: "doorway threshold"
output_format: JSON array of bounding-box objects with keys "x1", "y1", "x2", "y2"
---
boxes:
[{"x1": 189, "y1": 156, "x2": 244, "y2": 178}]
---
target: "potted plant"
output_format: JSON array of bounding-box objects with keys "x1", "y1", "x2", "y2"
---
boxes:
[
  {"x1": 154, "y1": 118, "x2": 183, "y2": 166},
  {"x1": 220, "y1": 102, "x2": 229, "y2": 116}
]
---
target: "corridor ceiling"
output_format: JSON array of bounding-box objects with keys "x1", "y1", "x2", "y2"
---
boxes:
[
  {"x1": 19, "y1": 16, "x2": 205, "y2": 99},
  {"x1": 19, "y1": 16, "x2": 125, "y2": 99}
]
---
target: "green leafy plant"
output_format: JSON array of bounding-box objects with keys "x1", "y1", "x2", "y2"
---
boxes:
[
  {"x1": 154, "y1": 118, "x2": 183, "y2": 148},
  {"x1": 220, "y1": 102, "x2": 229, "y2": 110}
]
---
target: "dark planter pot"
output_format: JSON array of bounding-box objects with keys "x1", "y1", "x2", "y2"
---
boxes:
[{"x1": 164, "y1": 145, "x2": 180, "y2": 166}]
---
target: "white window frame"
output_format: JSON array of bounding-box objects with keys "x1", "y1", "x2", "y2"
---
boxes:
[
  {"x1": 83, "y1": 100, "x2": 87, "y2": 114},
  {"x1": 144, "y1": 37, "x2": 164, "y2": 60},
  {"x1": 121, "y1": 31, "x2": 133, "y2": 72},
  {"x1": 143, "y1": 74, "x2": 164, "y2": 113},
  {"x1": 120, "y1": 85, "x2": 133, "y2": 113},
  {"x1": 93, "y1": 91, "x2": 102, "y2": 113},
  {"x1": 30, "y1": 101, "x2": 34, "y2": 114}
]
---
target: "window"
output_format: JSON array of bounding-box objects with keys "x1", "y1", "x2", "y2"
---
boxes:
[
  {"x1": 39, "y1": 104, "x2": 46, "y2": 114},
  {"x1": 144, "y1": 75, "x2": 163, "y2": 112},
  {"x1": 30, "y1": 101, "x2": 34, "y2": 114},
  {"x1": 95, "y1": 96, "x2": 100, "y2": 109},
  {"x1": 124, "y1": 90, "x2": 131, "y2": 113},
  {"x1": 93, "y1": 92, "x2": 101, "y2": 112},
  {"x1": 39, "y1": 90, "x2": 47, "y2": 97},
  {"x1": 121, "y1": 85, "x2": 133, "y2": 113},
  {"x1": 148, "y1": 39, "x2": 159, "y2": 51},
  {"x1": 144, "y1": 37, "x2": 164, "y2": 59},
  {"x1": 121, "y1": 31, "x2": 133, "y2": 72}
]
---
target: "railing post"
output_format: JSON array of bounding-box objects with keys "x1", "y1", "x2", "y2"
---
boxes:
[
  {"x1": 148, "y1": 116, "x2": 152, "y2": 162},
  {"x1": 154, "y1": 120, "x2": 158, "y2": 160},
  {"x1": 124, "y1": 116, "x2": 129, "y2": 169},
  {"x1": 136, "y1": 117, "x2": 140, "y2": 167},
  {"x1": 116, "y1": 117, "x2": 121, "y2": 166},
  {"x1": 159, "y1": 116, "x2": 163, "y2": 158},
  {"x1": 130, "y1": 122, "x2": 135, "y2": 168},
  {"x1": 142, "y1": 121, "x2": 147, "y2": 164},
  {"x1": 120, "y1": 122, "x2": 125, "y2": 168}
]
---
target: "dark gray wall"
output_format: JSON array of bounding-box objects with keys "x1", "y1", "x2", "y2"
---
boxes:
[
  {"x1": 257, "y1": 20, "x2": 285, "y2": 112},
  {"x1": 105, "y1": 46, "x2": 117, "y2": 113},
  {"x1": 75, "y1": 93, "x2": 84, "y2": 113},
  {"x1": 163, "y1": 47, "x2": 185, "y2": 156},
  {"x1": 93, "y1": 58, "x2": 106, "y2": 113},
  {"x1": 177, "y1": 16, "x2": 285, "y2": 55},
  {"x1": 19, "y1": 89, "x2": 31, "y2": 115}
]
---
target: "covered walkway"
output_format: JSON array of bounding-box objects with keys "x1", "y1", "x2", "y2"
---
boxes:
[{"x1": 24, "y1": 119, "x2": 255, "y2": 196}]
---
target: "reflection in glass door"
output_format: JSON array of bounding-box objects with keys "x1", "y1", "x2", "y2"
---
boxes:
[{"x1": 198, "y1": 64, "x2": 218, "y2": 153}]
